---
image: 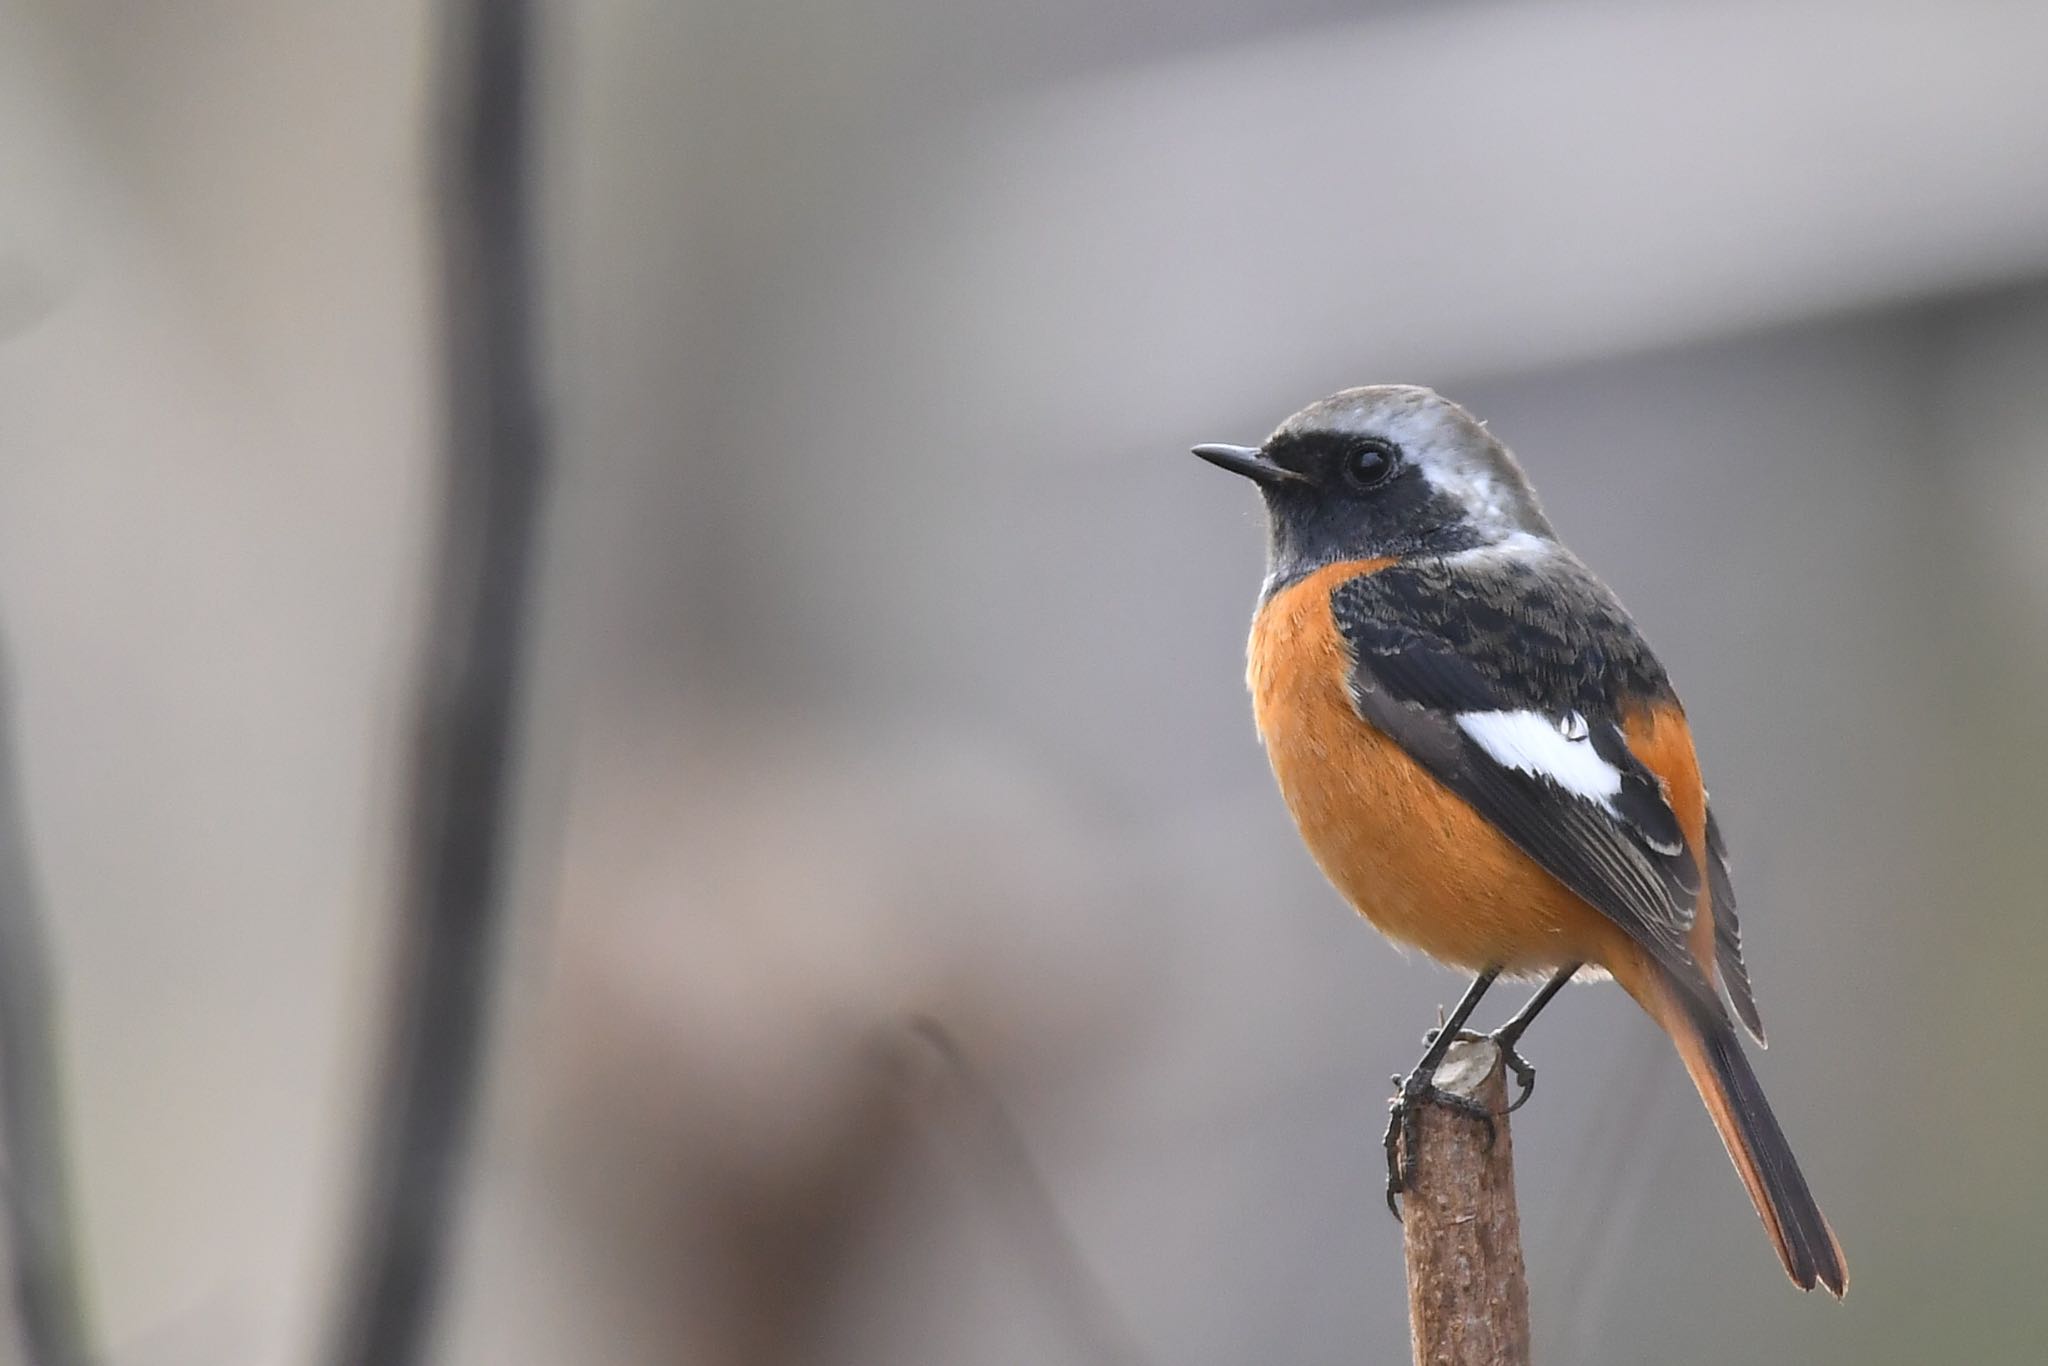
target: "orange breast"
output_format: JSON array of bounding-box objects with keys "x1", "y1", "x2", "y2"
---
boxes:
[{"x1": 1248, "y1": 561, "x2": 1638, "y2": 977}]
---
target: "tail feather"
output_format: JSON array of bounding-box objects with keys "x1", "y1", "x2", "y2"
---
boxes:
[{"x1": 1671, "y1": 1015, "x2": 1847, "y2": 1296}]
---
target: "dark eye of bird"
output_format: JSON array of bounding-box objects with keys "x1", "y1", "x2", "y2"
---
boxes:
[{"x1": 1344, "y1": 439, "x2": 1400, "y2": 490}]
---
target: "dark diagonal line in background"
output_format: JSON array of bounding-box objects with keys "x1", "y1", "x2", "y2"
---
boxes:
[{"x1": 903, "y1": 1018, "x2": 1151, "y2": 1366}]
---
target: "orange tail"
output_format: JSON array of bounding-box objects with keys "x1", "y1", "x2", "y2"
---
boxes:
[{"x1": 1668, "y1": 1011, "x2": 1848, "y2": 1296}]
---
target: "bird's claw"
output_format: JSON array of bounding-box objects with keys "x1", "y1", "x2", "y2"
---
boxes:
[
  {"x1": 1498, "y1": 1036, "x2": 1538, "y2": 1113},
  {"x1": 1383, "y1": 1057, "x2": 1497, "y2": 1220},
  {"x1": 1442, "y1": 1027, "x2": 1539, "y2": 1111}
]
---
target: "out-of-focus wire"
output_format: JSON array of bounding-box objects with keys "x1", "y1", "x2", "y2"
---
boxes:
[
  {"x1": 1541, "y1": 1027, "x2": 1676, "y2": 1364},
  {"x1": 899, "y1": 1016, "x2": 1151, "y2": 1366}
]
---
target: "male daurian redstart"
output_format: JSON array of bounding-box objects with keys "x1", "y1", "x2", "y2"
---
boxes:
[{"x1": 1194, "y1": 385, "x2": 1846, "y2": 1296}]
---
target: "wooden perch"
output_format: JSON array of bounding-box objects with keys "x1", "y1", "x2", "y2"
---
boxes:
[{"x1": 1398, "y1": 1038, "x2": 1532, "y2": 1366}]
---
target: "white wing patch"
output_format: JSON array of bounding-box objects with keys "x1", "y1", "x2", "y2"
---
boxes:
[
  {"x1": 1455, "y1": 709, "x2": 1623, "y2": 806},
  {"x1": 1442, "y1": 531, "x2": 1552, "y2": 567}
]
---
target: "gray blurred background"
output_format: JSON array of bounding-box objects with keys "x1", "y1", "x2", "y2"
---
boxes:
[{"x1": 3, "y1": 1, "x2": 2047, "y2": 1363}]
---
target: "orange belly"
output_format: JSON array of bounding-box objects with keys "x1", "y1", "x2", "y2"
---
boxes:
[{"x1": 1248, "y1": 560, "x2": 1641, "y2": 977}]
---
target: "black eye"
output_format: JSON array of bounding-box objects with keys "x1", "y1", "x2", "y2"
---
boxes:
[{"x1": 1344, "y1": 439, "x2": 1401, "y2": 490}]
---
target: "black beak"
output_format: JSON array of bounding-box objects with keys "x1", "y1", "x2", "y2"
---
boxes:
[{"x1": 1191, "y1": 443, "x2": 1302, "y2": 487}]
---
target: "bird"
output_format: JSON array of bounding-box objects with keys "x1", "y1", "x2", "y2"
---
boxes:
[{"x1": 1192, "y1": 384, "x2": 1846, "y2": 1296}]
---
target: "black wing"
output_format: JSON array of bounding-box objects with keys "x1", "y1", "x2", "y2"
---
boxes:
[
  {"x1": 1706, "y1": 808, "x2": 1766, "y2": 1043},
  {"x1": 1332, "y1": 562, "x2": 1715, "y2": 1003}
]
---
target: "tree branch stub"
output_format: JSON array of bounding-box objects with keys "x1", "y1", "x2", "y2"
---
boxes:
[{"x1": 1400, "y1": 1037, "x2": 1532, "y2": 1366}]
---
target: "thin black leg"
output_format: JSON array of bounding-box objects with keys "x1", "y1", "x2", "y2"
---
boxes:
[
  {"x1": 1496, "y1": 964, "x2": 1577, "y2": 1046},
  {"x1": 1490, "y1": 963, "x2": 1579, "y2": 1113},
  {"x1": 1383, "y1": 968, "x2": 1499, "y2": 1218}
]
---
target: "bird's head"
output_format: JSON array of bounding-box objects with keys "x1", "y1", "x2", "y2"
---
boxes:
[{"x1": 1194, "y1": 385, "x2": 1555, "y2": 594}]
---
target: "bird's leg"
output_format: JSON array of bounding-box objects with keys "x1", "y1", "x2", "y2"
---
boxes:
[
  {"x1": 1421, "y1": 963, "x2": 1579, "y2": 1113},
  {"x1": 1479, "y1": 963, "x2": 1579, "y2": 1113},
  {"x1": 1384, "y1": 968, "x2": 1499, "y2": 1218}
]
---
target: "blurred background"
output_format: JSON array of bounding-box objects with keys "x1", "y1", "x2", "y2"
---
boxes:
[{"x1": 2, "y1": 1, "x2": 2047, "y2": 1363}]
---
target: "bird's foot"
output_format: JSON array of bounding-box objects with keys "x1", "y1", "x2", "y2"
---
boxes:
[
  {"x1": 1384, "y1": 1024, "x2": 1544, "y2": 1218},
  {"x1": 1494, "y1": 1032, "x2": 1538, "y2": 1113},
  {"x1": 1421, "y1": 1024, "x2": 1540, "y2": 1112},
  {"x1": 1382, "y1": 1055, "x2": 1497, "y2": 1220}
]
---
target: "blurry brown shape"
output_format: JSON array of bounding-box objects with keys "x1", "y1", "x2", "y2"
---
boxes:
[
  {"x1": 685, "y1": 1016, "x2": 1143, "y2": 1366},
  {"x1": 697, "y1": 1024, "x2": 919, "y2": 1366},
  {"x1": 518, "y1": 702, "x2": 1153, "y2": 1365}
]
